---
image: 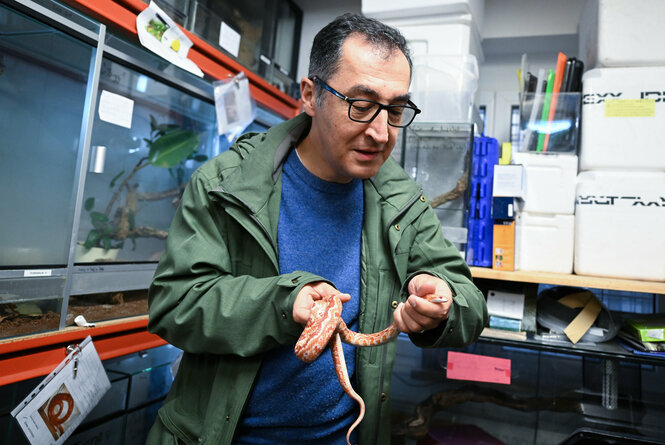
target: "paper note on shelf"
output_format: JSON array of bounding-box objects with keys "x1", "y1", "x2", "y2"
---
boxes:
[
  {"x1": 487, "y1": 290, "x2": 525, "y2": 320},
  {"x1": 219, "y1": 22, "x2": 241, "y2": 57},
  {"x1": 136, "y1": 1, "x2": 203, "y2": 77},
  {"x1": 447, "y1": 351, "x2": 511, "y2": 385}
]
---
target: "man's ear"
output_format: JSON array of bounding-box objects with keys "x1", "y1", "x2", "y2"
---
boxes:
[{"x1": 300, "y1": 77, "x2": 317, "y2": 117}]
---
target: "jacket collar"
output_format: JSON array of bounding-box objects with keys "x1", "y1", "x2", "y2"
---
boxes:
[
  {"x1": 218, "y1": 112, "x2": 422, "y2": 223},
  {"x1": 217, "y1": 113, "x2": 311, "y2": 215}
]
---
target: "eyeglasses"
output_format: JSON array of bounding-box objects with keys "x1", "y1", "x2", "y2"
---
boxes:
[{"x1": 311, "y1": 76, "x2": 421, "y2": 128}]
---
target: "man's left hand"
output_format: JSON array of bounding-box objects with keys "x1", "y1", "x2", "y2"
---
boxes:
[{"x1": 393, "y1": 274, "x2": 453, "y2": 334}]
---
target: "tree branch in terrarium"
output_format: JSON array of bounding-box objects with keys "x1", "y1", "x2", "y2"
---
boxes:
[
  {"x1": 82, "y1": 117, "x2": 203, "y2": 252},
  {"x1": 429, "y1": 170, "x2": 469, "y2": 208},
  {"x1": 104, "y1": 156, "x2": 149, "y2": 217},
  {"x1": 136, "y1": 183, "x2": 187, "y2": 202}
]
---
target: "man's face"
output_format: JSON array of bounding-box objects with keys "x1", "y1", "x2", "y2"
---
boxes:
[{"x1": 303, "y1": 34, "x2": 411, "y2": 183}]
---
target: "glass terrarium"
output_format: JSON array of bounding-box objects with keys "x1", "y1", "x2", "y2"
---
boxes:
[
  {"x1": 188, "y1": 0, "x2": 301, "y2": 98},
  {"x1": 0, "y1": 2, "x2": 95, "y2": 269},
  {"x1": 402, "y1": 123, "x2": 473, "y2": 253},
  {"x1": 0, "y1": 276, "x2": 66, "y2": 339},
  {"x1": 74, "y1": 56, "x2": 218, "y2": 264},
  {"x1": 0, "y1": 1, "x2": 98, "y2": 339},
  {"x1": 0, "y1": 0, "x2": 288, "y2": 337}
]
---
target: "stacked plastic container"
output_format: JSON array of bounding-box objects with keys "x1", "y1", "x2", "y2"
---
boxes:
[
  {"x1": 512, "y1": 152, "x2": 578, "y2": 274},
  {"x1": 466, "y1": 136, "x2": 499, "y2": 267},
  {"x1": 575, "y1": 0, "x2": 665, "y2": 281}
]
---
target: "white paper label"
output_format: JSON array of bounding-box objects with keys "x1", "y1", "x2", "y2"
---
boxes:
[
  {"x1": 24, "y1": 270, "x2": 52, "y2": 277},
  {"x1": 219, "y1": 22, "x2": 241, "y2": 57},
  {"x1": 646, "y1": 329, "x2": 664, "y2": 340},
  {"x1": 487, "y1": 290, "x2": 525, "y2": 320},
  {"x1": 98, "y1": 90, "x2": 134, "y2": 129}
]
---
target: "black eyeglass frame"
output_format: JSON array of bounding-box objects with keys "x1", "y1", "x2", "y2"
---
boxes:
[{"x1": 311, "y1": 76, "x2": 421, "y2": 128}]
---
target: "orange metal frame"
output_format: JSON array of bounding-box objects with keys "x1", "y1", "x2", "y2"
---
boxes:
[
  {"x1": 66, "y1": 0, "x2": 301, "y2": 119},
  {"x1": 0, "y1": 316, "x2": 166, "y2": 386},
  {"x1": 1, "y1": 0, "x2": 302, "y2": 387}
]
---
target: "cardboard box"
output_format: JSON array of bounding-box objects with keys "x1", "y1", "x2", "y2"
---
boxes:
[{"x1": 492, "y1": 220, "x2": 515, "y2": 271}]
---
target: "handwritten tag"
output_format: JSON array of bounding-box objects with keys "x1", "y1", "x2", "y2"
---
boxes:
[{"x1": 446, "y1": 351, "x2": 511, "y2": 385}]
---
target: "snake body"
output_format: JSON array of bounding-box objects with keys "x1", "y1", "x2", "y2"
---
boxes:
[{"x1": 294, "y1": 294, "x2": 443, "y2": 445}]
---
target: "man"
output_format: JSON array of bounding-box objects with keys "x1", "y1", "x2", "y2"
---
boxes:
[{"x1": 147, "y1": 12, "x2": 487, "y2": 445}]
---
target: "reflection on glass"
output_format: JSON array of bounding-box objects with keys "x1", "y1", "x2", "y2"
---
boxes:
[
  {"x1": 0, "y1": 4, "x2": 94, "y2": 267},
  {"x1": 189, "y1": 0, "x2": 301, "y2": 96},
  {"x1": 273, "y1": 1, "x2": 297, "y2": 73},
  {"x1": 191, "y1": 0, "x2": 267, "y2": 72},
  {"x1": 75, "y1": 58, "x2": 217, "y2": 263}
]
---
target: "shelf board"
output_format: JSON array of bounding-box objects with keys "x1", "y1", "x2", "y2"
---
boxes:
[
  {"x1": 470, "y1": 267, "x2": 665, "y2": 294},
  {"x1": 477, "y1": 333, "x2": 665, "y2": 366},
  {"x1": 0, "y1": 315, "x2": 166, "y2": 386}
]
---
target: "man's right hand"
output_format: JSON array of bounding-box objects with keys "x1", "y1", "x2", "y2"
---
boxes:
[{"x1": 293, "y1": 281, "x2": 350, "y2": 326}]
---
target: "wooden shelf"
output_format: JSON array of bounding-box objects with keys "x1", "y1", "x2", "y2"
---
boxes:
[{"x1": 469, "y1": 267, "x2": 665, "y2": 294}]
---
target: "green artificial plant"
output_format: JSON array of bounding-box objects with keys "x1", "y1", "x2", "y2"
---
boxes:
[{"x1": 82, "y1": 116, "x2": 205, "y2": 251}]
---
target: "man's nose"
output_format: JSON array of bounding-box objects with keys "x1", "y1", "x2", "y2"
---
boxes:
[{"x1": 366, "y1": 108, "x2": 390, "y2": 144}]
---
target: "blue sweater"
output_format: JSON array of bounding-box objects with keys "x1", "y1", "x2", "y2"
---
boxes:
[{"x1": 236, "y1": 149, "x2": 364, "y2": 444}]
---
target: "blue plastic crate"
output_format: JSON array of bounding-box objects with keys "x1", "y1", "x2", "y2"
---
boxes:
[{"x1": 466, "y1": 136, "x2": 499, "y2": 267}]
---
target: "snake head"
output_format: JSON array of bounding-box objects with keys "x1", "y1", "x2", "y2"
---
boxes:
[{"x1": 294, "y1": 296, "x2": 343, "y2": 363}]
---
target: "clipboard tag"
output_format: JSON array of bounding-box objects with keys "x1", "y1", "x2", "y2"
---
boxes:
[
  {"x1": 66, "y1": 345, "x2": 81, "y2": 379},
  {"x1": 11, "y1": 336, "x2": 111, "y2": 444}
]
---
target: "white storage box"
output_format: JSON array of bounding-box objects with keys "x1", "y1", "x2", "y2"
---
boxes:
[
  {"x1": 512, "y1": 152, "x2": 578, "y2": 215},
  {"x1": 516, "y1": 212, "x2": 574, "y2": 274},
  {"x1": 410, "y1": 55, "x2": 478, "y2": 123},
  {"x1": 580, "y1": 66, "x2": 665, "y2": 171},
  {"x1": 579, "y1": 0, "x2": 665, "y2": 68},
  {"x1": 574, "y1": 171, "x2": 665, "y2": 281}
]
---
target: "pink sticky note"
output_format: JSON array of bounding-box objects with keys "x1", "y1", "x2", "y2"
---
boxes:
[{"x1": 446, "y1": 351, "x2": 511, "y2": 385}]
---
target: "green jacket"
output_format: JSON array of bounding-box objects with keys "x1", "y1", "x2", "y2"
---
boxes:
[{"x1": 147, "y1": 113, "x2": 488, "y2": 445}]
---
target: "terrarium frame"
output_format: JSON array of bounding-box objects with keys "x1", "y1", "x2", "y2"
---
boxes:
[{"x1": 0, "y1": 0, "x2": 220, "y2": 340}]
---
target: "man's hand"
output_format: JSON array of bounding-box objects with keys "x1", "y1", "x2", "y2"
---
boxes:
[
  {"x1": 393, "y1": 274, "x2": 453, "y2": 334},
  {"x1": 293, "y1": 281, "x2": 350, "y2": 326}
]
